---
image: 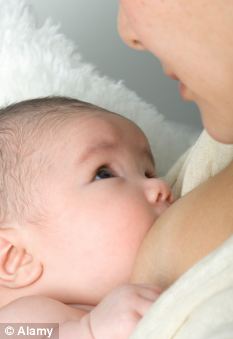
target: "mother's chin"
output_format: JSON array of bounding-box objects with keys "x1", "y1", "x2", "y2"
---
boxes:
[
  {"x1": 199, "y1": 102, "x2": 233, "y2": 144},
  {"x1": 202, "y1": 117, "x2": 233, "y2": 144}
]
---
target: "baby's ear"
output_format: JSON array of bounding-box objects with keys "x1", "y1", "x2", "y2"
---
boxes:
[{"x1": 0, "y1": 228, "x2": 43, "y2": 289}]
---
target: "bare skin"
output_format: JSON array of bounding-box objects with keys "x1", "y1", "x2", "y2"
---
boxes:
[
  {"x1": 0, "y1": 284, "x2": 160, "y2": 339},
  {"x1": 0, "y1": 107, "x2": 167, "y2": 339},
  {"x1": 117, "y1": 0, "x2": 233, "y2": 290},
  {"x1": 118, "y1": 0, "x2": 233, "y2": 144},
  {"x1": 131, "y1": 160, "x2": 233, "y2": 290}
]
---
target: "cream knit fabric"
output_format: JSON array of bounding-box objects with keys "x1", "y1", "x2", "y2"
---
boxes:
[{"x1": 165, "y1": 129, "x2": 233, "y2": 198}]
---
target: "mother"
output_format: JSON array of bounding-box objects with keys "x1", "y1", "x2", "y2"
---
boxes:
[{"x1": 118, "y1": 1, "x2": 233, "y2": 290}]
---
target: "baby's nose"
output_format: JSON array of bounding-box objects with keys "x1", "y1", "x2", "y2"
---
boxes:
[
  {"x1": 143, "y1": 178, "x2": 173, "y2": 213},
  {"x1": 117, "y1": 5, "x2": 145, "y2": 50},
  {"x1": 143, "y1": 178, "x2": 173, "y2": 217}
]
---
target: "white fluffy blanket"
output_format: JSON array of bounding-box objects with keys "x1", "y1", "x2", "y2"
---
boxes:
[{"x1": 1, "y1": 1, "x2": 233, "y2": 338}]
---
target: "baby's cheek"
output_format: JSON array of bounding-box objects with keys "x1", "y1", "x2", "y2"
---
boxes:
[
  {"x1": 106, "y1": 183, "x2": 156, "y2": 244},
  {"x1": 125, "y1": 205, "x2": 155, "y2": 252}
]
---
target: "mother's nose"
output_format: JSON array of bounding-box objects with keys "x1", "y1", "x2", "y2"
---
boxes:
[{"x1": 117, "y1": 5, "x2": 145, "y2": 50}]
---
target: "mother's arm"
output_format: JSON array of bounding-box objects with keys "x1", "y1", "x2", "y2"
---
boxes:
[{"x1": 131, "y1": 160, "x2": 233, "y2": 290}]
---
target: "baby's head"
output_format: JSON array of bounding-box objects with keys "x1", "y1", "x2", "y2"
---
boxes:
[{"x1": 0, "y1": 97, "x2": 172, "y2": 306}]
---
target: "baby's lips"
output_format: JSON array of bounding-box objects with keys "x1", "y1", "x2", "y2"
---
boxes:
[
  {"x1": 155, "y1": 200, "x2": 170, "y2": 216},
  {"x1": 168, "y1": 191, "x2": 175, "y2": 203}
]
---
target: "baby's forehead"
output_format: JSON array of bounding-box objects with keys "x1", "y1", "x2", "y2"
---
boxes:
[
  {"x1": 57, "y1": 110, "x2": 154, "y2": 164},
  {"x1": 72, "y1": 109, "x2": 146, "y2": 134},
  {"x1": 62, "y1": 109, "x2": 150, "y2": 148}
]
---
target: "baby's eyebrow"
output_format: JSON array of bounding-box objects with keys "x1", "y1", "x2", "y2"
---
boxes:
[
  {"x1": 78, "y1": 141, "x2": 119, "y2": 164},
  {"x1": 77, "y1": 140, "x2": 155, "y2": 167}
]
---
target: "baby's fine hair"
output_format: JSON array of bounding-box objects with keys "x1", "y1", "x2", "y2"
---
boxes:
[{"x1": 0, "y1": 96, "x2": 104, "y2": 226}]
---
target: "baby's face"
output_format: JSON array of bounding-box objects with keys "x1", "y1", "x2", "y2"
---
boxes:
[{"x1": 33, "y1": 111, "x2": 171, "y2": 305}]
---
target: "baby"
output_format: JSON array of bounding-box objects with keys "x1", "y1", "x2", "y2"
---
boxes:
[{"x1": 0, "y1": 97, "x2": 173, "y2": 338}]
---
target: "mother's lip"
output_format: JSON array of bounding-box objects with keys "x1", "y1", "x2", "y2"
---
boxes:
[{"x1": 163, "y1": 66, "x2": 179, "y2": 80}]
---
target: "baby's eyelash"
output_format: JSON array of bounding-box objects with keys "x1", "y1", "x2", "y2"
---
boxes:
[
  {"x1": 93, "y1": 165, "x2": 116, "y2": 181},
  {"x1": 145, "y1": 170, "x2": 156, "y2": 178}
]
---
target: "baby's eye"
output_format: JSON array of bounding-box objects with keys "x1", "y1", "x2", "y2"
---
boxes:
[
  {"x1": 94, "y1": 166, "x2": 116, "y2": 180},
  {"x1": 145, "y1": 170, "x2": 156, "y2": 179}
]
